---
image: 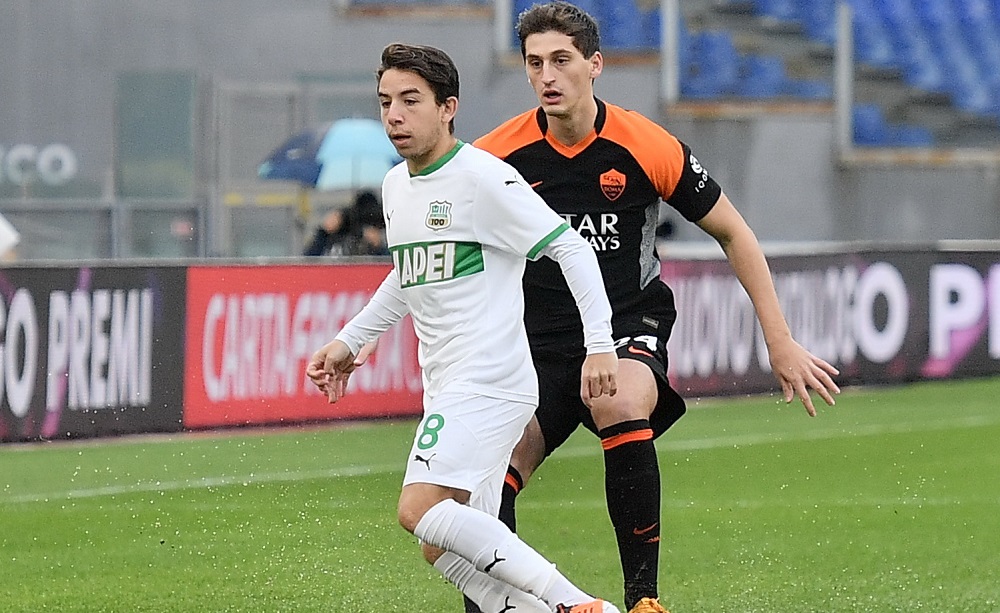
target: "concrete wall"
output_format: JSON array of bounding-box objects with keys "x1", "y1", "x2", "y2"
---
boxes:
[{"x1": 665, "y1": 113, "x2": 1000, "y2": 243}]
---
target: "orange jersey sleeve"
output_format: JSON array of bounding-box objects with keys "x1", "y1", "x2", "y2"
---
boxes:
[
  {"x1": 598, "y1": 104, "x2": 686, "y2": 201},
  {"x1": 473, "y1": 109, "x2": 544, "y2": 160}
]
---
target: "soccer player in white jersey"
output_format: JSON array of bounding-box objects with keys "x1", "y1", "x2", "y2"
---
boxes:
[{"x1": 306, "y1": 43, "x2": 623, "y2": 613}]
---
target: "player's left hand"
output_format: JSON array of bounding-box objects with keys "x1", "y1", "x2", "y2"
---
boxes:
[
  {"x1": 580, "y1": 351, "x2": 618, "y2": 407},
  {"x1": 768, "y1": 338, "x2": 840, "y2": 416}
]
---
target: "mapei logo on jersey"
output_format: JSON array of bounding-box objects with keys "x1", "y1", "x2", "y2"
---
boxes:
[
  {"x1": 391, "y1": 241, "x2": 485, "y2": 288},
  {"x1": 600, "y1": 169, "x2": 626, "y2": 201},
  {"x1": 425, "y1": 200, "x2": 453, "y2": 230}
]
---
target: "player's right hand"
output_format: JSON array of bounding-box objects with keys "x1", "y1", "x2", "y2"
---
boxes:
[
  {"x1": 306, "y1": 340, "x2": 357, "y2": 403},
  {"x1": 354, "y1": 340, "x2": 379, "y2": 367},
  {"x1": 580, "y1": 351, "x2": 618, "y2": 407}
]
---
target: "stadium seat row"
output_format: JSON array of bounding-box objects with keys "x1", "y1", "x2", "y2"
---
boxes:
[
  {"x1": 852, "y1": 102, "x2": 935, "y2": 146},
  {"x1": 356, "y1": 0, "x2": 978, "y2": 145},
  {"x1": 740, "y1": 0, "x2": 1000, "y2": 121},
  {"x1": 682, "y1": 29, "x2": 833, "y2": 99}
]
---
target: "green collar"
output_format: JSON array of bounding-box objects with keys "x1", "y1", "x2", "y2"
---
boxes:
[{"x1": 410, "y1": 140, "x2": 464, "y2": 177}]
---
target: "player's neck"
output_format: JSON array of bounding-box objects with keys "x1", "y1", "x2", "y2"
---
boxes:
[
  {"x1": 406, "y1": 136, "x2": 459, "y2": 175},
  {"x1": 545, "y1": 97, "x2": 599, "y2": 147}
]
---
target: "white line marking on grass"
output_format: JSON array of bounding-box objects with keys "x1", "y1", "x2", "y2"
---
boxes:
[
  {"x1": 550, "y1": 414, "x2": 1000, "y2": 459},
  {"x1": 4, "y1": 413, "x2": 996, "y2": 505},
  {"x1": 3, "y1": 463, "x2": 399, "y2": 504},
  {"x1": 518, "y1": 495, "x2": 1000, "y2": 511}
]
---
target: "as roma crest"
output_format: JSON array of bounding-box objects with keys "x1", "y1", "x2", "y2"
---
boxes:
[
  {"x1": 600, "y1": 169, "x2": 626, "y2": 201},
  {"x1": 426, "y1": 200, "x2": 453, "y2": 230}
]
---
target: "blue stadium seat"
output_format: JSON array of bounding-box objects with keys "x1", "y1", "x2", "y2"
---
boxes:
[
  {"x1": 875, "y1": 0, "x2": 949, "y2": 95},
  {"x1": 602, "y1": 1, "x2": 653, "y2": 51},
  {"x1": 754, "y1": 0, "x2": 801, "y2": 26},
  {"x1": 892, "y1": 124, "x2": 935, "y2": 146},
  {"x1": 854, "y1": 103, "x2": 935, "y2": 146},
  {"x1": 737, "y1": 54, "x2": 788, "y2": 98},
  {"x1": 952, "y1": 80, "x2": 997, "y2": 116},
  {"x1": 849, "y1": 1, "x2": 897, "y2": 68},
  {"x1": 801, "y1": 0, "x2": 836, "y2": 45},
  {"x1": 853, "y1": 103, "x2": 892, "y2": 146},
  {"x1": 788, "y1": 78, "x2": 834, "y2": 99},
  {"x1": 900, "y1": 46, "x2": 947, "y2": 93},
  {"x1": 675, "y1": 11, "x2": 692, "y2": 70},
  {"x1": 681, "y1": 30, "x2": 740, "y2": 98},
  {"x1": 991, "y1": 81, "x2": 1000, "y2": 123},
  {"x1": 641, "y1": 4, "x2": 662, "y2": 49},
  {"x1": 955, "y1": 0, "x2": 1000, "y2": 76}
]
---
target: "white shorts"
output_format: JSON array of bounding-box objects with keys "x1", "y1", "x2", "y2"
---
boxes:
[{"x1": 402, "y1": 392, "x2": 534, "y2": 517}]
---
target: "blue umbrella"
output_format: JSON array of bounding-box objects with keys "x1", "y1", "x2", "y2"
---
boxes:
[
  {"x1": 257, "y1": 129, "x2": 323, "y2": 187},
  {"x1": 258, "y1": 118, "x2": 401, "y2": 190}
]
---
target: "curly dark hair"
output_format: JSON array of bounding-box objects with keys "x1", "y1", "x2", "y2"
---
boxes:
[{"x1": 515, "y1": 1, "x2": 601, "y2": 60}]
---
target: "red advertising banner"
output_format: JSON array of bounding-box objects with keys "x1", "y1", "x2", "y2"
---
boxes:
[{"x1": 183, "y1": 264, "x2": 422, "y2": 429}]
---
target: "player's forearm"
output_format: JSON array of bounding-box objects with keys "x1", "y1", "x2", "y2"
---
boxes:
[
  {"x1": 335, "y1": 270, "x2": 409, "y2": 354},
  {"x1": 541, "y1": 231, "x2": 615, "y2": 354},
  {"x1": 719, "y1": 227, "x2": 792, "y2": 347}
]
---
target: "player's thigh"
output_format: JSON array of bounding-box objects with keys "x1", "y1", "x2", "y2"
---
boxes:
[
  {"x1": 403, "y1": 393, "x2": 534, "y2": 514},
  {"x1": 615, "y1": 333, "x2": 687, "y2": 437},
  {"x1": 578, "y1": 334, "x2": 684, "y2": 434}
]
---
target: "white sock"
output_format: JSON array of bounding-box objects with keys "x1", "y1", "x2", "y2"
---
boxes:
[
  {"x1": 434, "y1": 551, "x2": 548, "y2": 612},
  {"x1": 414, "y1": 499, "x2": 592, "y2": 608}
]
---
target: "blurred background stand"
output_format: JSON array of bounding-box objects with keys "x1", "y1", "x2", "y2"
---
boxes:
[{"x1": 258, "y1": 117, "x2": 400, "y2": 242}]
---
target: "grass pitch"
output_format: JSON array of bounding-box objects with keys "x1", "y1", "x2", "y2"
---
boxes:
[{"x1": 2, "y1": 377, "x2": 999, "y2": 612}]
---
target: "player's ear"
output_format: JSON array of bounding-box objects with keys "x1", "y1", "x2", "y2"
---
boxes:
[
  {"x1": 441, "y1": 96, "x2": 458, "y2": 124},
  {"x1": 589, "y1": 51, "x2": 603, "y2": 80}
]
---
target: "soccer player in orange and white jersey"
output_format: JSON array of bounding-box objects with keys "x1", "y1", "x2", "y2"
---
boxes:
[{"x1": 471, "y1": 3, "x2": 841, "y2": 613}]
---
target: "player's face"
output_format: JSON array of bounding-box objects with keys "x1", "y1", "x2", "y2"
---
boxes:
[
  {"x1": 523, "y1": 31, "x2": 602, "y2": 121},
  {"x1": 378, "y1": 68, "x2": 457, "y2": 173}
]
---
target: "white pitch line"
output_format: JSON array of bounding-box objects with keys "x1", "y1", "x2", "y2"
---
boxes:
[
  {"x1": 551, "y1": 413, "x2": 1000, "y2": 459},
  {"x1": 518, "y1": 495, "x2": 1000, "y2": 511},
  {"x1": 3, "y1": 463, "x2": 399, "y2": 505},
  {"x1": 3, "y1": 413, "x2": 996, "y2": 505}
]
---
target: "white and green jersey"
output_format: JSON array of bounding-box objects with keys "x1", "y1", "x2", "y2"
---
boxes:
[{"x1": 336, "y1": 141, "x2": 612, "y2": 402}]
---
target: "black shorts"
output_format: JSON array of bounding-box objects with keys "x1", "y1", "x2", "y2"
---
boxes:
[{"x1": 532, "y1": 332, "x2": 687, "y2": 458}]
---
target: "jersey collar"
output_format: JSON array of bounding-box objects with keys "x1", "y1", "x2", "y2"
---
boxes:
[
  {"x1": 533, "y1": 97, "x2": 607, "y2": 136},
  {"x1": 534, "y1": 98, "x2": 605, "y2": 157},
  {"x1": 410, "y1": 140, "x2": 464, "y2": 177}
]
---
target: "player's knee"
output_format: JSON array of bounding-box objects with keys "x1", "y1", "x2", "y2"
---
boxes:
[
  {"x1": 590, "y1": 392, "x2": 654, "y2": 429},
  {"x1": 397, "y1": 491, "x2": 428, "y2": 534},
  {"x1": 397, "y1": 502, "x2": 421, "y2": 534},
  {"x1": 421, "y1": 542, "x2": 446, "y2": 565},
  {"x1": 397, "y1": 484, "x2": 466, "y2": 534}
]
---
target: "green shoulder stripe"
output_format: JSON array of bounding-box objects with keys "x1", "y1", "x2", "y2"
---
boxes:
[{"x1": 526, "y1": 223, "x2": 571, "y2": 260}]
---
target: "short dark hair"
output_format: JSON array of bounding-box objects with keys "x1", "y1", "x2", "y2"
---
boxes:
[
  {"x1": 377, "y1": 43, "x2": 460, "y2": 133},
  {"x1": 516, "y1": 1, "x2": 601, "y2": 60}
]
